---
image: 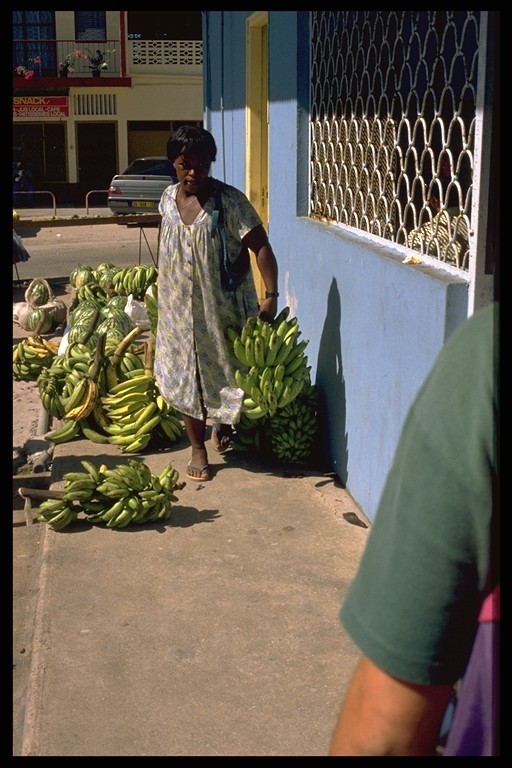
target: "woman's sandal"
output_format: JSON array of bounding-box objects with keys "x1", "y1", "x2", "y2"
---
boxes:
[
  {"x1": 212, "y1": 424, "x2": 232, "y2": 453},
  {"x1": 186, "y1": 464, "x2": 210, "y2": 481}
]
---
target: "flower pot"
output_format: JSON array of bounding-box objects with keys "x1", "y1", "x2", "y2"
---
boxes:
[
  {"x1": 59, "y1": 70, "x2": 68, "y2": 77},
  {"x1": 91, "y1": 69, "x2": 100, "y2": 77}
]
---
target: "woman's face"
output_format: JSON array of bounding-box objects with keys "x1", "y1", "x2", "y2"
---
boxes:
[{"x1": 173, "y1": 152, "x2": 211, "y2": 195}]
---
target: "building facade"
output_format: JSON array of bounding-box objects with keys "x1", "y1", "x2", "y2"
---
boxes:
[
  {"x1": 13, "y1": 11, "x2": 499, "y2": 524},
  {"x1": 13, "y1": 11, "x2": 203, "y2": 206},
  {"x1": 202, "y1": 11, "x2": 499, "y2": 522}
]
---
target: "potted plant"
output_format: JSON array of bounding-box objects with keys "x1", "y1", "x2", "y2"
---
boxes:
[
  {"x1": 14, "y1": 55, "x2": 41, "y2": 79},
  {"x1": 59, "y1": 50, "x2": 82, "y2": 76},
  {"x1": 85, "y1": 49, "x2": 114, "y2": 76},
  {"x1": 14, "y1": 65, "x2": 35, "y2": 79}
]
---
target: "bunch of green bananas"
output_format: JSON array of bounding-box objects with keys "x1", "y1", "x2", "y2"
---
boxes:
[
  {"x1": 87, "y1": 461, "x2": 180, "y2": 527},
  {"x1": 269, "y1": 383, "x2": 319, "y2": 465},
  {"x1": 231, "y1": 307, "x2": 310, "y2": 419},
  {"x1": 111, "y1": 264, "x2": 158, "y2": 299},
  {"x1": 44, "y1": 336, "x2": 106, "y2": 443},
  {"x1": 37, "y1": 459, "x2": 182, "y2": 530},
  {"x1": 61, "y1": 341, "x2": 95, "y2": 379},
  {"x1": 61, "y1": 335, "x2": 105, "y2": 422},
  {"x1": 230, "y1": 382, "x2": 319, "y2": 465},
  {"x1": 13, "y1": 336, "x2": 60, "y2": 381},
  {"x1": 104, "y1": 344, "x2": 145, "y2": 382},
  {"x1": 37, "y1": 498, "x2": 79, "y2": 530},
  {"x1": 230, "y1": 411, "x2": 271, "y2": 454},
  {"x1": 40, "y1": 344, "x2": 96, "y2": 442},
  {"x1": 44, "y1": 419, "x2": 81, "y2": 444},
  {"x1": 78, "y1": 414, "x2": 111, "y2": 444},
  {"x1": 53, "y1": 334, "x2": 146, "y2": 447},
  {"x1": 38, "y1": 354, "x2": 68, "y2": 395},
  {"x1": 44, "y1": 374, "x2": 101, "y2": 444},
  {"x1": 37, "y1": 367, "x2": 66, "y2": 418},
  {"x1": 75, "y1": 282, "x2": 109, "y2": 305}
]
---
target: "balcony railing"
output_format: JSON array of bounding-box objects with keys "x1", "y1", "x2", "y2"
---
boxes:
[
  {"x1": 13, "y1": 39, "x2": 120, "y2": 79},
  {"x1": 13, "y1": 38, "x2": 203, "y2": 81}
]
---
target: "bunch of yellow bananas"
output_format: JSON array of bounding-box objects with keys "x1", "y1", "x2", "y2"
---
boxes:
[
  {"x1": 231, "y1": 307, "x2": 311, "y2": 419},
  {"x1": 99, "y1": 372, "x2": 168, "y2": 453},
  {"x1": 99, "y1": 339, "x2": 183, "y2": 453},
  {"x1": 61, "y1": 374, "x2": 99, "y2": 421},
  {"x1": 42, "y1": 334, "x2": 148, "y2": 447},
  {"x1": 154, "y1": 393, "x2": 184, "y2": 444},
  {"x1": 38, "y1": 332, "x2": 142, "y2": 444}
]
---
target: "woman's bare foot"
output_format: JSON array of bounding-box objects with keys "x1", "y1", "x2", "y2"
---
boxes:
[
  {"x1": 186, "y1": 447, "x2": 209, "y2": 481},
  {"x1": 212, "y1": 423, "x2": 232, "y2": 453}
]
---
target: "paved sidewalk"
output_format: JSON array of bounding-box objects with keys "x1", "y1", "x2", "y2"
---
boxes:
[
  {"x1": 13, "y1": 232, "x2": 370, "y2": 756},
  {"x1": 17, "y1": 433, "x2": 369, "y2": 756},
  {"x1": 14, "y1": 204, "x2": 112, "y2": 218}
]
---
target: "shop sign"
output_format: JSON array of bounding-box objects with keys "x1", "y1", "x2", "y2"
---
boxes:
[{"x1": 13, "y1": 96, "x2": 69, "y2": 118}]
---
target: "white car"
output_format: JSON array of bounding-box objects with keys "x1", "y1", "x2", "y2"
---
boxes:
[{"x1": 107, "y1": 157, "x2": 177, "y2": 216}]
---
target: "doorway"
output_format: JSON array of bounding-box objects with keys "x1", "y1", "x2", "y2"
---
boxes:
[
  {"x1": 246, "y1": 12, "x2": 269, "y2": 298},
  {"x1": 76, "y1": 122, "x2": 117, "y2": 200}
]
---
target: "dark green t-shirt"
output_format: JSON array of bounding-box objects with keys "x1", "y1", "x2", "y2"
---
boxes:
[{"x1": 340, "y1": 302, "x2": 499, "y2": 686}]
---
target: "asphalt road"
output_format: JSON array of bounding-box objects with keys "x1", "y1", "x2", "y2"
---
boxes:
[{"x1": 14, "y1": 206, "x2": 160, "y2": 284}]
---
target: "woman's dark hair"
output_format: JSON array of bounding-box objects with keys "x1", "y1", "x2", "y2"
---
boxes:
[{"x1": 167, "y1": 125, "x2": 217, "y2": 163}]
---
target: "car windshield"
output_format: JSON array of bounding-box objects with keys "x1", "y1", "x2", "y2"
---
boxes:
[{"x1": 124, "y1": 158, "x2": 176, "y2": 177}]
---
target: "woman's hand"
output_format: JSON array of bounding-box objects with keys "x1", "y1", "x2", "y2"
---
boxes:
[{"x1": 258, "y1": 296, "x2": 277, "y2": 323}]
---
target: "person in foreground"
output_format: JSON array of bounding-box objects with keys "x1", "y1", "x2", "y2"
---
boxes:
[
  {"x1": 154, "y1": 125, "x2": 279, "y2": 481},
  {"x1": 329, "y1": 301, "x2": 499, "y2": 756}
]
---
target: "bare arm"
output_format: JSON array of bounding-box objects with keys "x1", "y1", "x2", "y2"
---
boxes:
[
  {"x1": 242, "y1": 224, "x2": 279, "y2": 322},
  {"x1": 329, "y1": 656, "x2": 453, "y2": 756}
]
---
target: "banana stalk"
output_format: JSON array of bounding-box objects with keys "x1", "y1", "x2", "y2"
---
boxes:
[
  {"x1": 89, "y1": 331, "x2": 107, "y2": 381},
  {"x1": 111, "y1": 326, "x2": 143, "y2": 378},
  {"x1": 143, "y1": 339, "x2": 155, "y2": 378}
]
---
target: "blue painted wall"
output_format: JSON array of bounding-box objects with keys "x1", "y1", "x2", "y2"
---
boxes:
[{"x1": 203, "y1": 11, "x2": 469, "y2": 522}]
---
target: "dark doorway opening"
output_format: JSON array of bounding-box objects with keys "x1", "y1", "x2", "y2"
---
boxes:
[{"x1": 77, "y1": 122, "x2": 117, "y2": 204}]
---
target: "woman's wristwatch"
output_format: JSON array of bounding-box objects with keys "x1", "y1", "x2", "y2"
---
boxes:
[{"x1": 265, "y1": 291, "x2": 279, "y2": 298}]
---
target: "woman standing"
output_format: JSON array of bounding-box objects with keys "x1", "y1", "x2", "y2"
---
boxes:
[{"x1": 154, "y1": 125, "x2": 279, "y2": 481}]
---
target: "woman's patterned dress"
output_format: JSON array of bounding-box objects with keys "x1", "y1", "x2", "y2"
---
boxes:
[{"x1": 154, "y1": 179, "x2": 262, "y2": 423}]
